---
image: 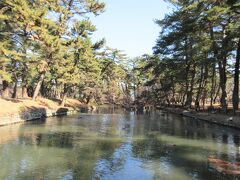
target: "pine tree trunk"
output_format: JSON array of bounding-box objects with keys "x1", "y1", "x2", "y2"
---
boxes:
[
  {"x1": 218, "y1": 57, "x2": 228, "y2": 113},
  {"x1": 233, "y1": 38, "x2": 240, "y2": 114},
  {"x1": 180, "y1": 91, "x2": 185, "y2": 106},
  {"x1": 183, "y1": 39, "x2": 190, "y2": 106},
  {"x1": 172, "y1": 79, "x2": 176, "y2": 105},
  {"x1": 195, "y1": 64, "x2": 204, "y2": 110},
  {"x1": 21, "y1": 62, "x2": 29, "y2": 98},
  {"x1": 219, "y1": 27, "x2": 230, "y2": 113},
  {"x1": 210, "y1": 25, "x2": 222, "y2": 109},
  {"x1": 183, "y1": 63, "x2": 190, "y2": 106},
  {"x1": 60, "y1": 93, "x2": 67, "y2": 107},
  {"x1": 2, "y1": 80, "x2": 10, "y2": 98},
  {"x1": 32, "y1": 72, "x2": 45, "y2": 100},
  {"x1": 55, "y1": 82, "x2": 61, "y2": 99},
  {"x1": 201, "y1": 64, "x2": 209, "y2": 109},
  {"x1": 210, "y1": 63, "x2": 216, "y2": 108},
  {"x1": 40, "y1": 80, "x2": 46, "y2": 97},
  {"x1": 133, "y1": 84, "x2": 136, "y2": 101},
  {"x1": 60, "y1": 84, "x2": 68, "y2": 107},
  {"x1": 12, "y1": 80, "x2": 18, "y2": 99},
  {"x1": 185, "y1": 63, "x2": 196, "y2": 107},
  {"x1": 22, "y1": 86, "x2": 28, "y2": 98},
  {"x1": 213, "y1": 85, "x2": 220, "y2": 104},
  {"x1": 12, "y1": 61, "x2": 18, "y2": 99}
]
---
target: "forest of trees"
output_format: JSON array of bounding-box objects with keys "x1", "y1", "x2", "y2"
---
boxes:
[
  {"x1": 0, "y1": 0, "x2": 132, "y2": 107},
  {"x1": 132, "y1": 0, "x2": 240, "y2": 114},
  {"x1": 1, "y1": 0, "x2": 240, "y2": 114}
]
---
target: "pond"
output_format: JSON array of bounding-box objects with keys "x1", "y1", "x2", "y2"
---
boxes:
[{"x1": 0, "y1": 108, "x2": 240, "y2": 180}]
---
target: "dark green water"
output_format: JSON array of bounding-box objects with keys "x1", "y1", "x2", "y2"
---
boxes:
[{"x1": 0, "y1": 108, "x2": 240, "y2": 180}]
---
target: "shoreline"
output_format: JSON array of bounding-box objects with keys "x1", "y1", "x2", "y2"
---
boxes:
[
  {"x1": 0, "y1": 107, "x2": 79, "y2": 126},
  {"x1": 0, "y1": 98, "x2": 84, "y2": 126},
  {"x1": 1, "y1": 99, "x2": 240, "y2": 130},
  {"x1": 158, "y1": 106, "x2": 240, "y2": 129}
]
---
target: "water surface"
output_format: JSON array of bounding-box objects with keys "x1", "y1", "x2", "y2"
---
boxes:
[{"x1": 0, "y1": 108, "x2": 240, "y2": 179}]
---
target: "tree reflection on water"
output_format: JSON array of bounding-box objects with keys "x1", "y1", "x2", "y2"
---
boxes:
[{"x1": 0, "y1": 110, "x2": 240, "y2": 179}]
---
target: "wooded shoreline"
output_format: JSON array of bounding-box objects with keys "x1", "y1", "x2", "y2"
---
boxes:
[
  {"x1": 1, "y1": 0, "x2": 240, "y2": 117},
  {"x1": 157, "y1": 106, "x2": 240, "y2": 129},
  {"x1": 0, "y1": 97, "x2": 239, "y2": 130}
]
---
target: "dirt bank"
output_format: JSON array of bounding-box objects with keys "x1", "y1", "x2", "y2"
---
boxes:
[
  {"x1": 159, "y1": 106, "x2": 240, "y2": 129},
  {"x1": 0, "y1": 98, "x2": 82, "y2": 126}
]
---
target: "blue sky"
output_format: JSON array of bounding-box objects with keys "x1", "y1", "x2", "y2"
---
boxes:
[{"x1": 90, "y1": 0, "x2": 172, "y2": 58}]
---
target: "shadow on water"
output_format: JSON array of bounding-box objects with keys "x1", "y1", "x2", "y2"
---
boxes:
[
  {"x1": 23, "y1": 132, "x2": 75, "y2": 148},
  {"x1": 0, "y1": 129, "x2": 122, "y2": 180},
  {"x1": 131, "y1": 133, "x2": 240, "y2": 179}
]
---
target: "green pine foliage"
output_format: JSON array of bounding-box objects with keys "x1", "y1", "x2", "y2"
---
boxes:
[
  {"x1": 0, "y1": 0, "x2": 130, "y2": 106},
  {"x1": 136, "y1": 0, "x2": 240, "y2": 112}
]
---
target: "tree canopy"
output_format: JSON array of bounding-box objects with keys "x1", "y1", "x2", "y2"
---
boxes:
[
  {"x1": 0, "y1": 0, "x2": 131, "y2": 106},
  {"x1": 1, "y1": 0, "x2": 240, "y2": 113}
]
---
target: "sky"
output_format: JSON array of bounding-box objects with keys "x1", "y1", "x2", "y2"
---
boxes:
[{"x1": 90, "y1": 0, "x2": 172, "y2": 58}]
